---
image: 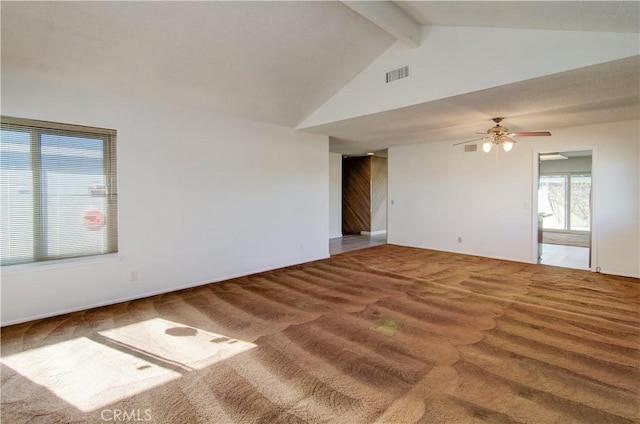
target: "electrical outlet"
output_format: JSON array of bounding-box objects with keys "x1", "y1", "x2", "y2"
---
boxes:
[
  {"x1": 129, "y1": 270, "x2": 138, "y2": 282},
  {"x1": 458, "y1": 237, "x2": 462, "y2": 243}
]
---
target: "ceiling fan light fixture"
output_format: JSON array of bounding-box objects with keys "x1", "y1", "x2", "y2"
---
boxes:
[{"x1": 453, "y1": 118, "x2": 551, "y2": 154}]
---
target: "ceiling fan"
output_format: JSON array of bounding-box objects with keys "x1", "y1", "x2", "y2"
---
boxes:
[{"x1": 454, "y1": 117, "x2": 551, "y2": 152}]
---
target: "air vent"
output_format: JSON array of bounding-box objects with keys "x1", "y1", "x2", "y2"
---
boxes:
[
  {"x1": 386, "y1": 66, "x2": 409, "y2": 83},
  {"x1": 464, "y1": 144, "x2": 478, "y2": 152}
]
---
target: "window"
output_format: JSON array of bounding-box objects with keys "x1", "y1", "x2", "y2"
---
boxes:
[
  {"x1": 538, "y1": 173, "x2": 591, "y2": 232},
  {"x1": 1, "y1": 116, "x2": 117, "y2": 266}
]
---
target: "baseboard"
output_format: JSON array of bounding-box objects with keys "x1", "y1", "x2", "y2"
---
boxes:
[
  {"x1": 0, "y1": 255, "x2": 330, "y2": 327},
  {"x1": 597, "y1": 269, "x2": 640, "y2": 279},
  {"x1": 386, "y1": 242, "x2": 640, "y2": 278},
  {"x1": 361, "y1": 230, "x2": 387, "y2": 236},
  {"x1": 386, "y1": 242, "x2": 535, "y2": 265},
  {"x1": 329, "y1": 233, "x2": 343, "y2": 239}
]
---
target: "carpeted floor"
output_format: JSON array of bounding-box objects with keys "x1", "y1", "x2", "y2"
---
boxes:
[{"x1": 1, "y1": 245, "x2": 638, "y2": 423}]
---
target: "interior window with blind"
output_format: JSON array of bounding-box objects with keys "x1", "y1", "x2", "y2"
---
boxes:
[{"x1": 1, "y1": 116, "x2": 117, "y2": 266}]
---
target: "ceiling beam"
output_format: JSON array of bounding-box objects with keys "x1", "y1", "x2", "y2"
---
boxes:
[{"x1": 342, "y1": 1, "x2": 420, "y2": 48}]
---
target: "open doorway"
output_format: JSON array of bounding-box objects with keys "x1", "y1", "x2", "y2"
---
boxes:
[
  {"x1": 537, "y1": 150, "x2": 592, "y2": 270},
  {"x1": 329, "y1": 151, "x2": 388, "y2": 256}
]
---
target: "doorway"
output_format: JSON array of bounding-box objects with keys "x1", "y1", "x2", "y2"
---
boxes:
[
  {"x1": 537, "y1": 150, "x2": 592, "y2": 270},
  {"x1": 330, "y1": 153, "x2": 388, "y2": 256}
]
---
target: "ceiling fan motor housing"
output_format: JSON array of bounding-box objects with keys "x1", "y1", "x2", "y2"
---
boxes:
[{"x1": 488, "y1": 124, "x2": 509, "y2": 136}]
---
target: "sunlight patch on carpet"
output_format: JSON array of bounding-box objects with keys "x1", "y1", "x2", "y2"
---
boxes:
[
  {"x1": 1, "y1": 318, "x2": 255, "y2": 412},
  {"x1": 98, "y1": 318, "x2": 256, "y2": 370},
  {"x1": 1, "y1": 336, "x2": 180, "y2": 412}
]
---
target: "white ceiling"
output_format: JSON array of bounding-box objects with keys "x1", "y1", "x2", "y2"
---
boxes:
[
  {"x1": 397, "y1": 1, "x2": 640, "y2": 33},
  {"x1": 1, "y1": 1, "x2": 394, "y2": 128},
  {"x1": 2, "y1": 1, "x2": 639, "y2": 155},
  {"x1": 316, "y1": 56, "x2": 640, "y2": 154}
]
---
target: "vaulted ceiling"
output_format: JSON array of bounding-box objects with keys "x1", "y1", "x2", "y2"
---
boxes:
[
  {"x1": 2, "y1": 1, "x2": 639, "y2": 155},
  {"x1": 1, "y1": 1, "x2": 395, "y2": 127}
]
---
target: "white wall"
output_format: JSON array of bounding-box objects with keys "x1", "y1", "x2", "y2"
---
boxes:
[
  {"x1": 388, "y1": 119, "x2": 639, "y2": 278},
  {"x1": 329, "y1": 152, "x2": 343, "y2": 238},
  {"x1": 1, "y1": 74, "x2": 330, "y2": 325}
]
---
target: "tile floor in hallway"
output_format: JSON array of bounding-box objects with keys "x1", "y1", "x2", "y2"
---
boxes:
[
  {"x1": 539, "y1": 242, "x2": 590, "y2": 270},
  {"x1": 329, "y1": 233, "x2": 387, "y2": 256}
]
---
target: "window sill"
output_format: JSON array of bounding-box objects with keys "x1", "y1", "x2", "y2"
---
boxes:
[{"x1": 1, "y1": 253, "x2": 123, "y2": 275}]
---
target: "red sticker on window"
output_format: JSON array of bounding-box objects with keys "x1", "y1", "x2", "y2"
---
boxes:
[{"x1": 83, "y1": 210, "x2": 105, "y2": 230}]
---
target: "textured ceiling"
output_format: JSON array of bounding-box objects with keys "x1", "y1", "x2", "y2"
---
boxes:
[
  {"x1": 397, "y1": 1, "x2": 640, "y2": 33},
  {"x1": 310, "y1": 56, "x2": 640, "y2": 155},
  {"x1": 1, "y1": 1, "x2": 394, "y2": 128}
]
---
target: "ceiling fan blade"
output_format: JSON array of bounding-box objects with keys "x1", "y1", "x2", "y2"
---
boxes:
[
  {"x1": 453, "y1": 136, "x2": 489, "y2": 146},
  {"x1": 510, "y1": 131, "x2": 552, "y2": 137},
  {"x1": 502, "y1": 136, "x2": 517, "y2": 143}
]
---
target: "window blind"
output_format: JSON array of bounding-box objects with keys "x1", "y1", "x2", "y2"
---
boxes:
[{"x1": 1, "y1": 116, "x2": 118, "y2": 266}]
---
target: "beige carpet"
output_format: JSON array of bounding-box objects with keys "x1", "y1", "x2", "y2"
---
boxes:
[{"x1": 1, "y1": 245, "x2": 638, "y2": 423}]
